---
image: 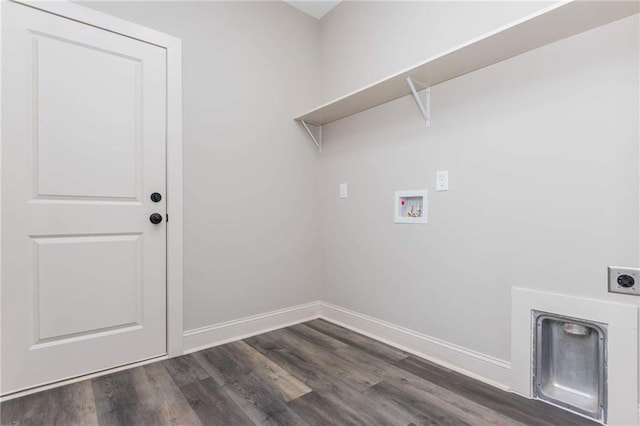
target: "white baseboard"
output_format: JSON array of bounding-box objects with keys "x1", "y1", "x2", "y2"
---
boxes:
[
  {"x1": 319, "y1": 301, "x2": 512, "y2": 391},
  {"x1": 5, "y1": 300, "x2": 512, "y2": 400},
  {"x1": 183, "y1": 301, "x2": 322, "y2": 354},
  {"x1": 183, "y1": 300, "x2": 511, "y2": 391}
]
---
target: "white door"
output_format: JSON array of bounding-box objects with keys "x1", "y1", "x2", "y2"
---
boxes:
[{"x1": 1, "y1": 2, "x2": 167, "y2": 394}]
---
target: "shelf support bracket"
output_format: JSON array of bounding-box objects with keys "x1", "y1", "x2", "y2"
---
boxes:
[
  {"x1": 300, "y1": 120, "x2": 322, "y2": 153},
  {"x1": 406, "y1": 77, "x2": 431, "y2": 128}
]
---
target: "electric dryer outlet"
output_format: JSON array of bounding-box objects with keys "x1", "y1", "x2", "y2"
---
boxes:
[{"x1": 608, "y1": 266, "x2": 640, "y2": 295}]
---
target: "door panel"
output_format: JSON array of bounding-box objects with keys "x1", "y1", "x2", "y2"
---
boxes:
[
  {"x1": 35, "y1": 34, "x2": 142, "y2": 200},
  {"x1": 2, "y1": 2, "x2": 167, "y2": 394},
  {"x1": 34, "y1": 234, "x2": 142, "y2": 342}
]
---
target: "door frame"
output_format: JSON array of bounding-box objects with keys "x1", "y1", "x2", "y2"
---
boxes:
[{"x1": 0, "y1": 0, "x2": 184, "y2": 378}]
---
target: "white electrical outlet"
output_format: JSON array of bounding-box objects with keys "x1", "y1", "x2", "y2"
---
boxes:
[
  {"x1": 436, "y1": 170, "x2": 448, "y2": 191},
  {"x1": 339, "y1": 183, "x2": 348, "y2": 198}
]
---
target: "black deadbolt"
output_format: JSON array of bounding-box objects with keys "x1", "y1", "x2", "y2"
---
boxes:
[
  {"x1": 150, "y1": 213, "x2": 163, "y2": 224},
  {"x1": 617, "y1": 274, "x2": 635, "y2": 288},
  {"x1": 151, "y1": 192, "x2": 162, "y2": 202}
]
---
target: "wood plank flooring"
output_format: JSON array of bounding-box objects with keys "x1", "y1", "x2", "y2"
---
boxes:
[{"x1": 1, "y1": 319, "x2": 598, "y2": 425}]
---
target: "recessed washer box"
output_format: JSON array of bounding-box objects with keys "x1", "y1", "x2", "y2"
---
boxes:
[{"x1": 394, "y1": 190, "x2": 427, "y2": 224}]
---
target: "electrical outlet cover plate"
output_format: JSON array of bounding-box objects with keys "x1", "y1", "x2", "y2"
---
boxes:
[
  {"x1": 436, "y1": 170, "x2": 448, "y2": 191},
  {"x1": 339, "y1": 183, "x2": 348, "y2": 199},
  {"x1": 608, "y1": 266, "x2": 640, "y2": 296}
]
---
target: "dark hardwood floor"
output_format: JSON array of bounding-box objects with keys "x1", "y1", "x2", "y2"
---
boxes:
[{"x1": 1, "y1": 319, "x2": 597, "y2": 425}]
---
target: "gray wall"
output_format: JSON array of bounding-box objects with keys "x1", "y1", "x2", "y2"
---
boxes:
[
  {"x1": 82, "y1": 1, "x2": 640, "y2": 368},
  {"x1": 319, "y1": 3, "x2": 639, "y2": 362},
  {"x1": 82, "y1": 1, "x2": 323, "y2": 331},
  {"x1": 319, "y1": 1, "x2": 550, "y2": 103}
]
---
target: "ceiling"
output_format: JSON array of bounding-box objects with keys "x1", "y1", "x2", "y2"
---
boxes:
[{"x1": 284, "y1": 1, "x2": 342, "y2": 19}]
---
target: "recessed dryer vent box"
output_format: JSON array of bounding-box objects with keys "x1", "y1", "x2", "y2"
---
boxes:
[
  {"x1": 533, "y1": 311, "x2": 607, "y2": 422},
  {"x1": 394, "y1": 190, "x2": 428, "y2": 224}
]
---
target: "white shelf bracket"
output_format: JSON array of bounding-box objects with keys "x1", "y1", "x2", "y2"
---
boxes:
[
  {"x1": 406, "y1": 77, "x2": 431, "y2": 128},
  {"x1": 300, "y1": 120, "x2": 322, "y2": 153}
]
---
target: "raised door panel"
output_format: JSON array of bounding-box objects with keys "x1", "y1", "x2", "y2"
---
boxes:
[
  {"x1": 34, "y1": 34, "x2": 142, "y2": 200},
  {"x1": 34, "y1": 234, "x2": 143, "y2": 343}
]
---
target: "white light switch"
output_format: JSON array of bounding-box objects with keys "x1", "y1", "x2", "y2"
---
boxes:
[
  {"x1": 339, "y1": 183, "x2": 348, "y2": 198},
  {"x1": 436, "y1": 171, "x2": 448, "y2": 191}
]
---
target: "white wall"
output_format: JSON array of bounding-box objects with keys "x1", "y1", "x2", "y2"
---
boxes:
[
  {"x1": 319, "y1": 2, "x2": 639, "y2": 364},
  {"x1": 82, "y1": 1, "x2": 323, "y2": 331},
  {"x1": 319, "y1": 1, "x2": 550, "y2": 102},
  {"x1": 82, "y1": 1, "x2": 640, "y2": 372}
]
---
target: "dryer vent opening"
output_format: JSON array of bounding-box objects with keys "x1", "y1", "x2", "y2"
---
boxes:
[{"x1": 532, "y1": 311, "x2": 607, "y2": 423}]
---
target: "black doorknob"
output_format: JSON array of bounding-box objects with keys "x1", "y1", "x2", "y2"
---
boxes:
[
  {"x1": 150, "y1": 213, "x2": 163, "y2": 224},
  {"x1": 150, "y1": 192, "x2": 162, "y2": 202}
]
